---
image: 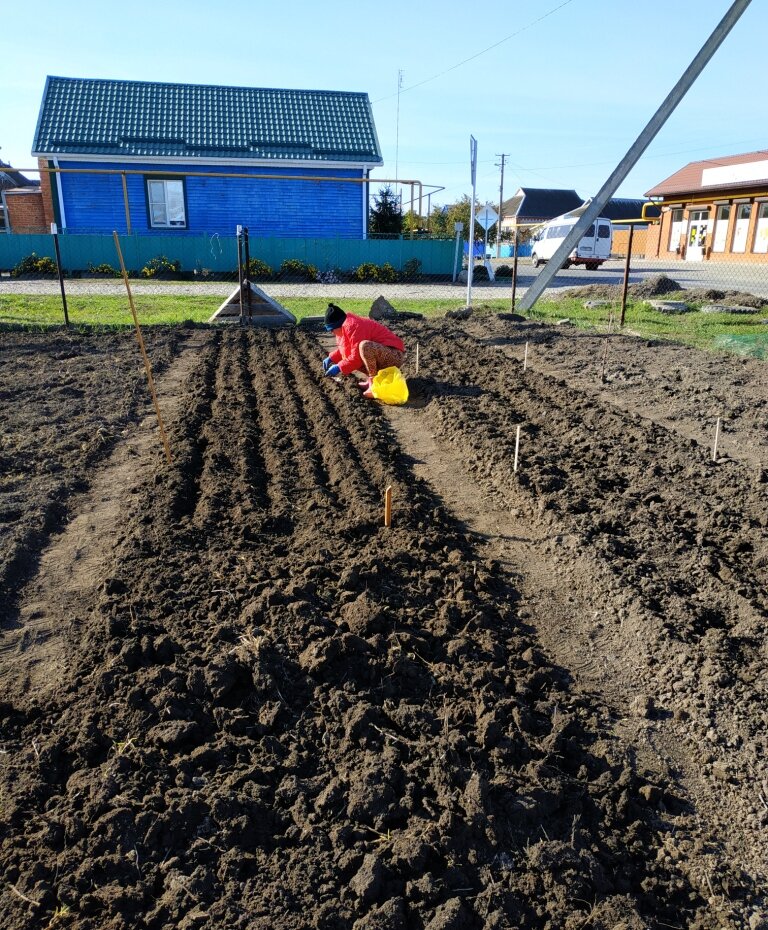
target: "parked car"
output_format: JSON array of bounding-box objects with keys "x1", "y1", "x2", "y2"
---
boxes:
[{"x1": 531, "y1": 214, "x2": 612, "y2": 270}]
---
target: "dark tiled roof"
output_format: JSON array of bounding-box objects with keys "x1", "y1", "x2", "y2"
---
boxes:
[
  {"x1": 501, "y1": 188, "x2": 583, "y2": 222},
  {"x1": 0, "y1": 161, "x2": 37, "y2": 190},
  {"x1": 33, "y1": 76, "x2": 383, "y2": 165},
  {"x1": 645, "y1": 150, "x2": 768, "y2": 197},
  {"x1": 567, "y1": 198, "x2": 660, "y2": 221}
]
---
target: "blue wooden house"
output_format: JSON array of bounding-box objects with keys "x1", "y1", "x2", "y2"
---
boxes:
[{"x1": 32, "y1": 76, "x2": 383, "y2": 238}]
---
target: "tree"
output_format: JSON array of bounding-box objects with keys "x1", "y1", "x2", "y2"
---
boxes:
[
  {"x1": 369, "y1": 185, "x2": 403, "y2": 236},
  {"x1": 434, "y1": 195, "x2": 483, "y2": 241}
]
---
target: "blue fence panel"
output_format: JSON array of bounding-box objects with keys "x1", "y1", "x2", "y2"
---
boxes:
[{"x1": 0, "y1": 233, "x2": 458, "y2": 276}]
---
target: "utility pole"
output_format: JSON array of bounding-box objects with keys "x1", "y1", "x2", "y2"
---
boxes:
[
  {"x1": 395, "y1": 69, "x2": 403, "y2": 211},
  {"x1": 495, "y1": 153, "x2": 509, "y2": 258},
  {"x1": 520, "y1": 0, "x2": 753, "y2": 313}
]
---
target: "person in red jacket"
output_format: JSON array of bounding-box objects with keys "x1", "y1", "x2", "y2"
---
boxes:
[{"x1": 322, "y1": 303, "x2": 405, "y2": 393}]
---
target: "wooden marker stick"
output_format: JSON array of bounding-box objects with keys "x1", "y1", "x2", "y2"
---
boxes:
[
  {"x1": 513, "y1": 425, "x2": 521, "y2": 473},
  {"x1": 113, "y1": 231, "x2": 172, "y2": 465},
  {"x1": 712, "y1": 417, "x2": 722, "y2": 462},
  {"x1": 600, "y1": 336, "x2": 609, "y2": 383},
  {"x1": 523, "y1": 341, "x2": 529, "y2": 371},
  {"x1": 416, "y1": 343, "x2": 420, "y2": 375},
  {"x1": 384, "y1": 486, "x2": 392, "y2": 527}
]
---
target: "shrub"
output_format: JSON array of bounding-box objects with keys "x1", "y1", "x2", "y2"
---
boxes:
[
  {"x1": 279, "y1": 258, "x2": 319, "y2": 281},
  {"x1": 354, "y1": 262, "x2": 380, "y2": 282},
  {"x1": 378, "y1": 262, "x2": 398, "y2": 283},
  {"x1": 402, "y1": 258, "x2": 422, "y2": 281},
  {"x1": 87, "y1": 262, "x2": 121, "y2": 277},
  {"x1": 495, "y1": 264, "x2": 514, "y2": 278},
  {"x1": 247, "y1": 258, "x2": 273, "y2": 281},
  {"x1": 353, "y1": 261, "x2": 399, "y2": 283},
  {"x1": 140, "y1": 255, "x2": 181, "y2": 278},
  {"x1": 11, "y1": 253, "x2": 58, "y2": 277},
  {"x1": 472, "y1": 264, "x2": 490, "y2": 281}
]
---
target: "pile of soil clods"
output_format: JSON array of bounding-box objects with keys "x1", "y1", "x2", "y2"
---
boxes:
[{"x1": 0, "y1": 327, "x2": 759, "y2": 929}]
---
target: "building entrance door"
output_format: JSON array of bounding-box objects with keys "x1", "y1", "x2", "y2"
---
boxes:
[{"x1": 686, "y1": 211, "x2": 710, "y2": 261}]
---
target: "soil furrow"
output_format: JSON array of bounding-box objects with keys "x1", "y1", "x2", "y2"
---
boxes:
[{"x1": 1, "y1": 320, "x2": 766, "y2": 930}]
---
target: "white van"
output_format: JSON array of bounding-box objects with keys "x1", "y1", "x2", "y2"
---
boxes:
[{"x1": 530, "y1": 214, "x2": 613, "y2": 270}]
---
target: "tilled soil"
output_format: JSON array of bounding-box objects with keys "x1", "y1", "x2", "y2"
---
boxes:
[{"x1": 0, "y1": 319, "x2": 766, "y2": 930}]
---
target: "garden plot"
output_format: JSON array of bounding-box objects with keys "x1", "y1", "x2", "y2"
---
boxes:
[{"x1": 0, "y1": 322, "x2": 766, "y2": 930}]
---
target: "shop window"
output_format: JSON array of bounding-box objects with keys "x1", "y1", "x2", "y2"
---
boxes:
[
  {"x1": 753, "y1": 203, "x2": 768, "y2": 254},
  {"x1": 668, "y1": 209, "x2": 684, "y2": 252},
  {"x1": 732, "y1": 203, "x2": 751, "y2": 253},
  {"x1": 712, "y1": 205, "x2": 730, "y2": 252}
]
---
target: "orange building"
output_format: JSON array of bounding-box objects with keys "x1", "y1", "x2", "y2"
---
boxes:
[{"x1": 645, "y1": 150, "x2": 768, "y2": 263}]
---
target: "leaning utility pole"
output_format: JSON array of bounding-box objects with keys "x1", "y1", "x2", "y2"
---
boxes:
[
  {"x1": 495, "y1": 153, "x2": 509, "y2": 258},
  {"x1": 520, "y1": 0, "x2": 752, "y2": 313}
]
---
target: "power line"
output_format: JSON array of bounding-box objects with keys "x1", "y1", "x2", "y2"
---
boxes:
[{"x1": 371, "y1": 0, "x2": 576, "y2": 103}]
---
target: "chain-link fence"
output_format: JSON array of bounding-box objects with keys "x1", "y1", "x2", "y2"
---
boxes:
[{"x1": 4, "y1": 192, "x2": 768, "y2": 331}]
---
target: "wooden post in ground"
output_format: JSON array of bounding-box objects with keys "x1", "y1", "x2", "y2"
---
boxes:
[
  {"x1": 620, "y1": 223, "x2": 635, "y2": 328},
  {"x1": 511, "y1": 228, "x2": 519, "y2": 311},
  {"x1": 384, "y1": 486, "x2": 392, "y2": 527},
  {"x1": 113, "y1": 231, "x2": 172, "y2": 465}
]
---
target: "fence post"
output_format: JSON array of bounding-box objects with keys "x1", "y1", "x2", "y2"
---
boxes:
[{"x1": 51, "y1": 224, "x2": 70, "y2": 327}]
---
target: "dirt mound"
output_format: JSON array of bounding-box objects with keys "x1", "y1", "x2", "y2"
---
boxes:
[
  {"x1": 685, "y1": 288, "x2": 767, "y2": 308},
  {"x1": 556, "y1": 275, "x2": 686, "y2": 304},
  {"x1": 628, "y1": 274, "x2": 683, "y2": 298},
  {"x1": 0, "y1": 324, "x2": 766, "y2": 929}
]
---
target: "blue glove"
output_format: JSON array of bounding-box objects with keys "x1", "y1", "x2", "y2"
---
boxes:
[
  {"x1": 325, "y1": 364, "x2": 341, "y2": 378},
  {"x1": 322, "y1": 356, "x2": 333, "y2": 373}
]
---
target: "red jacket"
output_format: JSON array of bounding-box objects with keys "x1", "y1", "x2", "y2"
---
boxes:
[{"x1": 329, "y1": 314, "x2": 405, "y2": 376}]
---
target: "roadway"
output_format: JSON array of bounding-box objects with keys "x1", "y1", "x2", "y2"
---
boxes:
[{"x1": 2, "y1": 258, "x2": 767, "y2": 302}]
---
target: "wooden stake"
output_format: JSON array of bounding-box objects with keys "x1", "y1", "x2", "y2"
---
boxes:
[
  {"x1": 113, "y1": 231, "x2": 173, "y2": 465},
  {"x1": 712, "y1": 416, "x2": 722, "y2": 462},
  {"x1": 415, "y1": 342, "x2": 420, "y2": 375},
  {"x1": 523, "y1": 341, "x2": 529, "y2": 371},
  {"x1": 513, "y1": 425, "x2": 521, "y2": 473},
  {"x1": 384, "y1": 485, "x2": 392, "y2": 527},
  {"x1": 599, "y1": 335, "x2": 609, "y2": 383}
]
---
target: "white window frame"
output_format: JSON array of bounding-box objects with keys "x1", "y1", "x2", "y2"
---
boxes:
[
  {"x1": 732, "y1": 203, "x2": 751, "y2": 253},
  {"x1": 668, "y1": 209, "x2": 684, "y2": 252},
  {"x1": 754, "y1": 202, "x2": 768, "y2": 254},
  {"x1": 712, "y1": 205, "x2": 730, "y2": 252},
  {"x1": 147, "y1": 178, "x2": 187, "y2": 229}
]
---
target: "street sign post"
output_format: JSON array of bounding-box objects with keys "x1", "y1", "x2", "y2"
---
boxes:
[{"x1": 475, "y1": 203, "x2": 498, "y2": 263}]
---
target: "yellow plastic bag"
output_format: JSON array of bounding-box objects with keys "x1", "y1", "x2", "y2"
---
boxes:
[{"x1": 370, "y1": 366, "x2": 409, "y2": 405}]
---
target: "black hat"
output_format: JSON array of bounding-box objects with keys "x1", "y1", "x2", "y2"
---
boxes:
[{"x1": 325, "y1": 303, "x2": 347, "y2": 331}]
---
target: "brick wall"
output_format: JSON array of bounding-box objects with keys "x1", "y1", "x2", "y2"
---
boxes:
[
  {"x1": 5, "y1": 189, "x2": 46, "y2": 233},
  {"x1": 611, "y1": 228, "x2": 648, "y2": 258},
  {"x1": 38, "y1": 158, "x2": 56, "y2": 228}
]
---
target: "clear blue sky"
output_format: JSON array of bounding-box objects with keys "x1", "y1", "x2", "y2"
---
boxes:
[{"x1": 2, "y1": 0, "x2": 765, "y2": 214}]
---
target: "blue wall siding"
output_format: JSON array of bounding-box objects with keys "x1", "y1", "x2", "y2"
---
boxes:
[{"x1": 56, "y1": 161, "x2": 366, "y2": 238}]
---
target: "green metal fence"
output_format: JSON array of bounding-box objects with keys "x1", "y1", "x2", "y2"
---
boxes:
[{"x1": 0, "y1": 232, "x2": 458, "y2": 277}]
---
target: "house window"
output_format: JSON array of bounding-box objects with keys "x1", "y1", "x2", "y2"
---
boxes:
[
  {"x1": 668, "y1": 209, "x2": 684, "y2": 252},
  {"x1": 712, "y1": 205, "x2": 730, "y2": 252},
  {"x1": 753, "y1": 203, "x2": 768, "y2": 254},
  {"x1": 732, "y1": 203, "x2": 751, "y2": 253},
  {"x1": 147, "y1": 179, "x2": 186, "y2": 228}
]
